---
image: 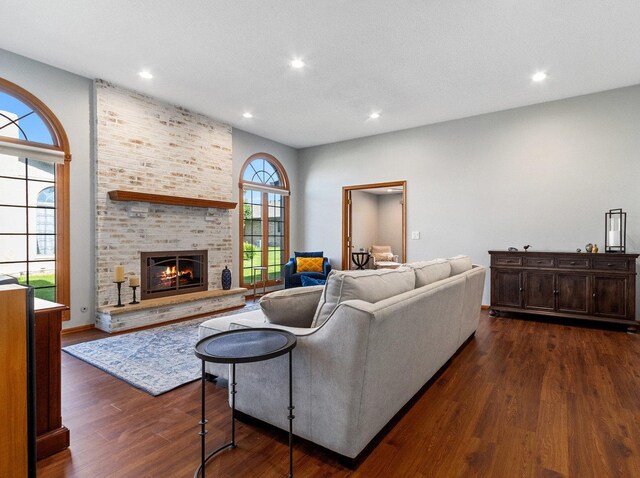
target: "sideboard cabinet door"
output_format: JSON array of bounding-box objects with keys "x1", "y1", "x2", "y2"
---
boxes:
[
  {"x1": 492, "y1": 270, "x2": 522, "y2": 308},
  {"x1": 556, "y1": 273, "x2": 590, "y2": 315},
  {"x1": 523, "y1": 271, "x2": 555, "y2": 311},
  {"x1": 593, "y1": 275, "x2": 628, "y2": 319}
]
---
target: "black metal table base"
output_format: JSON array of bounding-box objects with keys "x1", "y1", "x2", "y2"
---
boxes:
[{"x1": 196, "y1": 354, "x2": 294, "y2": 478}]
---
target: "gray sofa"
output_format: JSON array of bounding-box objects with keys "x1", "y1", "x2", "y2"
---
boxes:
[{"x1": 198, "y1": 257, "x2": 486, "y2": 459}]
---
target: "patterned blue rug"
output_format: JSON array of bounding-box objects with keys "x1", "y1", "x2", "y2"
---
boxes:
[{"x1": 63, "y1": 304, "x2": 259, "y2": 396}]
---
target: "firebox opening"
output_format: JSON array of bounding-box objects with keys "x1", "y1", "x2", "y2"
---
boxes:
[{"x1": 141, "y1": 250, "x2": 208, "y2": 299}]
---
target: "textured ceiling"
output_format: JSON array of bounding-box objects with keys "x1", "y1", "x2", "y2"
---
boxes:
[{"x1": 2, "y1": 1, "x2": 640, "y2": 148}]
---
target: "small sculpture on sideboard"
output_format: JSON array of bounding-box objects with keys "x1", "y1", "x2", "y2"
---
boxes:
[
  {"x1": 592, "y1": 244, "x2": 599, "y2": 254},
  {"x1": 585, "y1": 243, "x2": 593, "y2": 253},
  {"x1": 576, "y1": 248, "x2": 581, "y2": 253},
  {"x1": 508, "y1": 247, "x2": 518, "y2": 252},
  {"x1": 523, "y1": 245, "x2": 531, "y2": 251}
]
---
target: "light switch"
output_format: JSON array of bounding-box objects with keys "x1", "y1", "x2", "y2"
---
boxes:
[{"x1": 411, "y1": 231, "x2": 420, "y2": 240}]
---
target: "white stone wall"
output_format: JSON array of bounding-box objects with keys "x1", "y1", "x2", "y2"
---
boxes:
[{"x1": 95, "y1": 80, "x2": 233, "y2": 309}]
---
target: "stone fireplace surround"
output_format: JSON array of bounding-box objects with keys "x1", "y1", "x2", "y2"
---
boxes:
[{"x1": 94, "y1": 80, "x2": 246, "y2": 332}]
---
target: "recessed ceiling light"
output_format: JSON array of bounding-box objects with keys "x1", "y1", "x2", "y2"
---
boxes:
[
  {"x1": 369, "y1": 112, "x2": 381, "y2": 119},
  {"x1": 290, "y1": 58, "x2": 305, "y2": 69},
  {"x1": 242, "y1": 112, "x2": 253, "y2": 119},
  {"x1": 532, "y1": 71, "x2": 547, "y2": 82},
  {"x1": 138, "y1": 71, "x2": 153, "y2": 79}
]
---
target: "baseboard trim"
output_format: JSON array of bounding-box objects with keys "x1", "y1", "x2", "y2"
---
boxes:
[
  {"x1": 481, "y1": 304, "x2": 490, "y2": 310},
  {"x1": 61, "y1": 324, "x2": 94, "y2": 335}
]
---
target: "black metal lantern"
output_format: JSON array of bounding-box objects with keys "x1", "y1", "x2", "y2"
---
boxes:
[{"x1": 605, "y1": 208, "x2": 626, "y2": 253}]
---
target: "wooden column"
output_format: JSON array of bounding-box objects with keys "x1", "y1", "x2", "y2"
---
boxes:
[{"x1": 34, "y1": 299, "x2": 70, "y2": 460}]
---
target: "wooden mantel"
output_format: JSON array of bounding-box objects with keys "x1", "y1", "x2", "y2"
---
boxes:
[{"x1": 108, "y1": 190, "x2": 237, "y2": 209}]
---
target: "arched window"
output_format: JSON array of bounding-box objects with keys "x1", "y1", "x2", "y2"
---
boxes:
[
  {"x1": 239, "y1": 154, "x2": 290, "y2": 289},
  {"x1": 0, "y1": 77, "x2": 71, "y2": 309}
]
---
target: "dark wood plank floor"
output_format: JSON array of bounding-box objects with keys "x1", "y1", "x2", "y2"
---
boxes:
[{"x1": 38, "y1": 311, "x2": 640, "y2": 477}]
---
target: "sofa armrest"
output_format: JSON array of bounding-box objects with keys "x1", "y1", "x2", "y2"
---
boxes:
[{"x1": 230, "y1": 319, "x2": 319, "y2": 337}]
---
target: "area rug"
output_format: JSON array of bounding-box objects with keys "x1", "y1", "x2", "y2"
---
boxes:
[{"x1": 63, "y1": 304, "x2": 259, "y2": 396}]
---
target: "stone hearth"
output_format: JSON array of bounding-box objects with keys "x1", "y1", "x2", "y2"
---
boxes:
[{"x1": 96, "y1": 288, "x2": 246, "y2": 333}]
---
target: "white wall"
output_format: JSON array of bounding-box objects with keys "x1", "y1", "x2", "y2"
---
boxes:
[
  {"x1": 298, "y1": 84, "x2": 640, "y2": 312},
  {"x1": 377, "y1": 193, "x2": 403, "y2": 259},
  {"x1": 351, "y1": 191, "x2": 379, "y2": 263},
  {"x1": 232, "y1": 128, "x2": 299, "y2": 287},
  {"x1": 0, "y1": 48, "x2": 94, "y2": 329}
]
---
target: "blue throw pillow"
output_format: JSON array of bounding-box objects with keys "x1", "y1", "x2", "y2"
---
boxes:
[
  {"x1": 295, "y1": 251, "x2": 323, "y2": 258},
  {"x1": 300, "y1": 275, "x2": 326, "y2": 287}
]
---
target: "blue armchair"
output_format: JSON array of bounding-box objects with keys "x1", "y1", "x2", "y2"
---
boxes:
[{"x1": 284, "y1": 252, "x2": 332, "y2": 288}]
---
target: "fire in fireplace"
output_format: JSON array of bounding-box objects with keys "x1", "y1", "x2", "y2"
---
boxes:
[{"x1": 141, "y1": 250, "x2": 208, "y2": 299}]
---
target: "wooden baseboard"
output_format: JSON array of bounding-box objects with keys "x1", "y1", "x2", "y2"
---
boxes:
[
  {"x1": 481, "y1": 305, "x2": 490, "y2": 310},
  {"x1": 36, "y1": 426, "x2": 70, "y2": 460},
  {"x1": 61, "y1": 324, "x2": 94, "y2": 335}
]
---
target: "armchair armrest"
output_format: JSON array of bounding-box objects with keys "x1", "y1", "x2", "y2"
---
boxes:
[
  {"x1": 323, "y1": 258, "x2": 332, "y2": 276},
  {"x1": 284, "y1": 257, "x2": 296, "y2": 275}
]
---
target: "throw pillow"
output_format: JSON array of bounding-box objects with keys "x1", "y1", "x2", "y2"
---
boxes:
[
  {"x1": 372, "y1": 251, "x2": 394, "y2": 262},
  {"x1": 448, "y1": 255, "x2": 473, "y2": 276},
  {"x1": 296, "y1": 257, "x2": 324, "y2": 272},
  {"x1": 311, "y1": 267, "x2": 416, "y2": 328},
  {"x1": 404, "y1": 259, "x2": 451, "y2": 287},
  {"x1": 259, "y1": 285, "x2": 324, "y2": 328},
  {"x1": 300, "y1": 275, "x2": 326, "y2": 287}
]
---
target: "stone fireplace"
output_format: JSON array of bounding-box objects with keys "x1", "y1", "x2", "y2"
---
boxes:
[
  {"x1": 141, "y1": 250, "x2": 208, "y2": 299},
  {"x1": 93, "y1": 80, "x2": 246, "y2": 332}
]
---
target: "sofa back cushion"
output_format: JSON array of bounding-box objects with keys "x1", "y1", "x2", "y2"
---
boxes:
[
  {"x1": 448, "y1": 255, "x2": 473, "y2": 276},
  {"x1": 294, "y1": 251, "x2": 323, "y2": 258},
  {"x1": 405, "y1": 259, "x2": 451, "y2": 287},
  {"x1": 260, "y1": 285, "x2": 324, "y2": 328},
  {"x1": 311, "y1": 267, "x2": 415, "y2": 327}
]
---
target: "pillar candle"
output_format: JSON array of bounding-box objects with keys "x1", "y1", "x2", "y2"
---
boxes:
[
  {"x1": 113, "y1": 265, "x2": 125, "y2": 282},
  {"x1": 608, "y1": 230, "x2": 621, "y2": 247},
  {"x1": 129, "y1": 275, "x2": 140, "y2": 287}
]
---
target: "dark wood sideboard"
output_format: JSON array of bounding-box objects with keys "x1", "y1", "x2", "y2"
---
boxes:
[
  {"x1": 34, "y1": 299, "x2": 70, "y2": 460},
  {"x1": 489, "y1": 251, "x2": 639, "y2": 329}
]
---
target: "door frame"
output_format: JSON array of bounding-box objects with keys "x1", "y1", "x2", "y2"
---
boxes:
[{"x1": 341, "y1": 180, "x2": 407, "y2": 270}]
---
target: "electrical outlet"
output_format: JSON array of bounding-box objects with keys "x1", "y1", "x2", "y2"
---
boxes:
[{"x1": 411, "y1": 231, "x2": 420, "y2": 240}]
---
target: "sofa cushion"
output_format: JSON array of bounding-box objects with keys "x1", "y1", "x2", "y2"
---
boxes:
[
  {"x1": 311, "y1": 267, "x2": 415, "y2": 327},
  {"x1": 296, "y1": 257, "x2": 324, "y2": 272},
  {"x1": 300, "y1": 275, "x2": 326, "y2": 287},
  {"x1": 259, "y1": 285, "x2": 324, "y2": 328},
  {"x1": 405, "y1": 259, "x2": 451, "y2": 287},
  {"x1": 448, "y1": 255, "x2": 472, "y2": 276}
]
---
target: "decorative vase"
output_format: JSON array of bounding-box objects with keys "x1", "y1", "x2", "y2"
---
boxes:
[
  {"x1": 585, "y1": 243, "x2": 593, "y2": 253},
  {"x1": 221, "y1": 265, "x2": 232, "y2": 290},
  {"x1": 593, "y1": 244, "x2": 599, "y2": 254}
]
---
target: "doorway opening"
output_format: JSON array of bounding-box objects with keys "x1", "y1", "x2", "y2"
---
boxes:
[{"x1": 341, "y1": 181, "x2": 406, "y2": 270}]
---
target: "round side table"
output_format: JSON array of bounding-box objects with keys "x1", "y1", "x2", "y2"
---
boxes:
[{"x1": 194, "y1": 328, "x2": 297, "y2": 478}]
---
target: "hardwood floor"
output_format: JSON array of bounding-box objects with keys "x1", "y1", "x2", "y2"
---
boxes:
[{"x1": 38, "y1": 311, "x2": 640, "y2": 477}]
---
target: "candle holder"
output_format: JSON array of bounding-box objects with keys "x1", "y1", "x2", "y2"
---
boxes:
[
  {"x1": 129, "y1": 285, "x2": 139, "y2": 305},
  {"x1": 114, "y1": 280, "x2": 125, "y2": 307}
]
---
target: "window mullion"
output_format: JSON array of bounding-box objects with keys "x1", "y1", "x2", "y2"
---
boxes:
[{"x1": 262, "y1": 192, "x2": 269, "y2": 275}]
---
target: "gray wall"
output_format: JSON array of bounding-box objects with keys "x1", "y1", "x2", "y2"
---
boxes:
[
  {"x1": 377, "y1": 193, "x2": 403, "y2": 258},
  {"x1": 232, "y1": 128, "x2": 299, "y2": 287},
  {"x1": 0, "y1": 48, "x2": 94, "y2": 329},
  {"x1": 351, "y1": 191, "x2": 379, "y2": 263},
  {"x1": 298, "y1": 85, "x2": 640, "y2": 312}
]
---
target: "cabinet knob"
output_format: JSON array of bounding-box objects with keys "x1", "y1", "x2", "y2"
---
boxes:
[
  {"x1": 607, "y1": 263, "x2": 614, "y2": 267},
  {"x1": 593, "y1": 292, "x2": 597, "y2": 298},
  {"x1": 507, "y1": 260, "x2": 513, "y2": 263},
  {"x1": 537, "y1": 260, "x2": 542, "y2": 264},
  {"x1": 519, "y1": 287, "x2": 524, "y2": 292},
  {"x1": 570, "y1": 261, "x2": 576, "y2": 265}
]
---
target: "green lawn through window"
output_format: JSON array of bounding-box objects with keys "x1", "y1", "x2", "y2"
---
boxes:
[{"x1": 17, "y1": 273, "x2": 56, "y2": 301}]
